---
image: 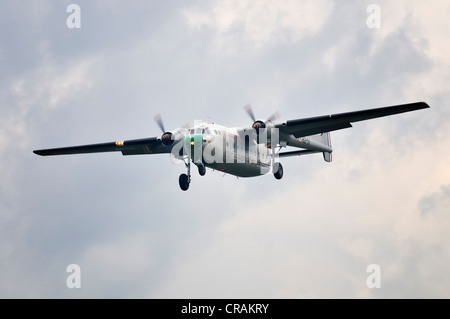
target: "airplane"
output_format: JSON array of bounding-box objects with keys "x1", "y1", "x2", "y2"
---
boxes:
[{"x1": 33, "y1": 101, "x2": 429, "y2": 191}]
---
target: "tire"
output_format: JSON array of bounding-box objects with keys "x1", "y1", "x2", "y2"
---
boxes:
[
  {"x1": 198, "y1": 164, "x2": 206, "y2": 176},
  {"x1": 274, "y1": 162, "x2": 283, "y2": 180},
  {"x1": 179, "y1": 174, "x2": 190, "y2": 191}
]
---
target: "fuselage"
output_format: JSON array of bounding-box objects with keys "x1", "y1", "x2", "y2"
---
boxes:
[{"x1": 172, "y1": 122, "x2": 272, "y2": 177}]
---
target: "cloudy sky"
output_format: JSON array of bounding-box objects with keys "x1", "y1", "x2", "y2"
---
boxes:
[{"x1": 1, "y1": 0, "x2": 449, "y2": 298}]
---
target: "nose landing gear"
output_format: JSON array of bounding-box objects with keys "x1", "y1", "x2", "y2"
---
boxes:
[
  {"x1": 179, "y1": 155, "x2": 207, "y2": 191},
  {"x1": 179, "y1": 156, "x2": 192, "y2": 191}
]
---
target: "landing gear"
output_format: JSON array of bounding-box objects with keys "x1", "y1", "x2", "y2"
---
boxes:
[
  {"x1": 273, "y1": 162, "x2": 283, "y2": 180},
  {"x1": 198, "y1": 164, "x2": 206, "y2": 176},
  {"x1": 179, "y1": 174, "x2": 190, "y2": 191},
  {"x1": 179, "y1": 156, "x2": 192, "y2": 191},
  {"x1": 271, "y1": 141, "x2": 283, "y2": 180}
]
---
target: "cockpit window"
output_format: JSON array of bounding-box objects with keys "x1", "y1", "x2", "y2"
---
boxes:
[
  {"x1": 190, "y1": 129, "x2": 195, "y2": 134},
  {"x1": 195, "y1": 128, "x2": 202, "y2": 134},
  {"x1": 205, "y1": 128, "x2": 211, "y2": 135}
]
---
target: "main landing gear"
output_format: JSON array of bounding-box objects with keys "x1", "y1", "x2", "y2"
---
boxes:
[
  {"x1": 271, "y1": 143, "x2": 283, "y2": 180},
  {"x1": 273, "y1": 162, "x2": 283, "y2": 180},
  {"x1": 179, "y1": 174, "x2": 190, "y2": 191},
  {"x1": 179, "y1": 158, "x2": 207, "y2": 191},
  {"x1": 197, "y1": 163, "x2": 206, "y2": 176}
]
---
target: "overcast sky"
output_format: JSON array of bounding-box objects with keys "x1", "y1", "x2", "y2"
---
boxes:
[{"x1": 1, "y1": 0, "x2": 449, "y2": 298}]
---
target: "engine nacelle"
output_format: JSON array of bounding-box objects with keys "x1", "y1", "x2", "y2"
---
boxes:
[
  {"x1": 161, "y1": 132, "x2": 174, "y2": 146},
  {"x1": 252, "y1": 120, "x2": 275, "y2": 137},
  {"x1": 251, "y1": 121, "x2": 276, "y2": 146},
  {"x1": 252, "y1": 120, "x2": 266, "y2": 134}
]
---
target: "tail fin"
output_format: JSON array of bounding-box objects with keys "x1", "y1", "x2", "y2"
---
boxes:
[{"x1": 322, "y1": 132, "x2": 332, "y2": 162}]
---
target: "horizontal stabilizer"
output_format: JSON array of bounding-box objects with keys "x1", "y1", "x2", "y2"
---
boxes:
[{"x1": 278, "y1": 150, "x2": 321, "y2": 158}]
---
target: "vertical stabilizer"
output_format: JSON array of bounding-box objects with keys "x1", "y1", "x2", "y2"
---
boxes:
[{"x1": 322, "y1": 132, "x2": 332, "y2": 162}]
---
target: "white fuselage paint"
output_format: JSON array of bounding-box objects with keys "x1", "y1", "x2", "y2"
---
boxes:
[
  {"x1": 171, "y1": 123, "x2": 272, "y2": 177},
  {"x1": 171, "y1": 121, "x2": 330, "y2": 178}
]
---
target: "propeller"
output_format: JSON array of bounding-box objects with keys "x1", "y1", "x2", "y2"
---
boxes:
[
  {"x1": 242, "y1": 104, "x2": 280, "y2": 147},
  {"x1": 243, "y1": 104, "x2": 280, "y2": 123},
  {"x1": 154, "y1": 113, "x2": 175, "y2": 146},
  {"x1": 154, "y1": 113, "x2": 166, "y2": 134},
  {"x1": 243, "y1": 104, "x2": 256, "y2": 122},
  {"x1": 244, "y1": 104, "x2": 280, "y2": 127},
  {"x1": 266, "y1": 111, "x2": 280, "y2": 122}
]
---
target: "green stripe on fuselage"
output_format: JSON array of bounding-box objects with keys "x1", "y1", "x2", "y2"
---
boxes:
[{"x1": 184, "y1": 135, "x2": 203, "y2": 163}]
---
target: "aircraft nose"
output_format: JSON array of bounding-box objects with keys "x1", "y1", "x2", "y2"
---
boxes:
[{"x1": 184, "y1": 134, "x2": 203, "y2": 163}]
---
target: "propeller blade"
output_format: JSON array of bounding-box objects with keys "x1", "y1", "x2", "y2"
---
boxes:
[
  {"x1": 267, "y1": 111, "x2": 280, "y2": 122},
  {"x1": 154, "y1": 114, "x2": 165, "y2": 133},
  {"x1": 243, "y1": 104, "x2": 256, "y2": 122}
]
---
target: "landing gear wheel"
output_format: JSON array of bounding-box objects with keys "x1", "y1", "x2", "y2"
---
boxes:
[
  {"x1": 179, "y1": 174, "x2": 190, "y2": 191},
  {"x1": 198, "y1": 164, "x2": 206, "y2": 176},
  {"x1": 274, "y1": 162, "x2": 283, "y2": 180}
]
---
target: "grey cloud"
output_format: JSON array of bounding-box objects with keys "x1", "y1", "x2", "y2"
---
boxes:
[
  {"x1": 384, "y1": 240, "x2": 449, "y2": 298},
  {"x1": 419, "y1": 185, "x2": 450, "y2": 217},
  {"x1": 1, "y1": 1, "x2": 449, "y2": 298}
]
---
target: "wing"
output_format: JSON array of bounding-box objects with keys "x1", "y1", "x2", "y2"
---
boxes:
[
  {"x1": 276, "y1": 102, "x2": 430, "y2": 138},
  {"x1": 33, "y1": 137, "x2": 171, "y2": 156}
]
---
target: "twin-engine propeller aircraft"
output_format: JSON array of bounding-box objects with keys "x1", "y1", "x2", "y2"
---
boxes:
[{"x1": 34, "y1": 102, "x2": 429, "y2": 191}]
